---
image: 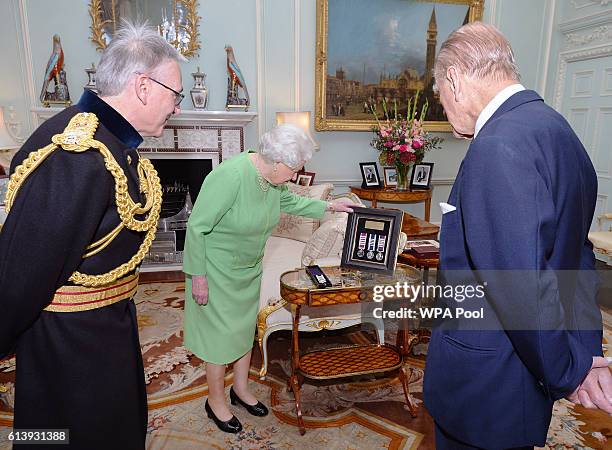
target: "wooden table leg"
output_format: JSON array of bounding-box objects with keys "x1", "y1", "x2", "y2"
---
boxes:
[
  {"x1": 396, "y1": 298, "x2": 419, "y2": 417},
  {"x1": 372, "y1": 198, "x2": 377, "y2": 208},
  {"x1": 289, "y1": 304, "x2": 306, "y2": 435},
  {"x1": 398, "y1": 364, "x2": 418, "y2": 418},
  {"x1": 396, "y1": 297, "x2": 419, "y2": 355},
  {"x1": 424, "y1": 197, "x2": 431, "y2": 222}
]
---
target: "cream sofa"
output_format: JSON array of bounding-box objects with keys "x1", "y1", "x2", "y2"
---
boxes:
[
  {"x1": 589, "y1": 212, "x2": 612, "y2": 266},
  {"x1": 256, "y1": 184, "x2": 391, "y2": 379}
]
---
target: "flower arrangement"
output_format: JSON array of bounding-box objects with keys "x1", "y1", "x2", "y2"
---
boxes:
[{"x1": 370, "y1": 92, "x2": 443, "y2": 189}]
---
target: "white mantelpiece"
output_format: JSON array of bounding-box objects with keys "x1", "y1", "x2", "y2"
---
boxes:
[
  {"x1": 31, "y1": 106, "x2": 257, "y2": 164},
  {"x1": 31, "y1": 107, "x2": 257, "y2": 128}
]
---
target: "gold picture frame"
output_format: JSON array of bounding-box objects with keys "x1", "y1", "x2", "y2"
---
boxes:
[
  {"x1": 89, "y1": 0, "x2": 201, "y2": 59},
  {"x1": 314, "y1": 0, "x2": 484, "y2": 132}
]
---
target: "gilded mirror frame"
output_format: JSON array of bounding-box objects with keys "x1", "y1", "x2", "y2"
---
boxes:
[
  {"x1": 89, "y1": 0, "x2": 201, "y2": 59},
  {"x1": 314, "y1": 0, "x2": 485, "y2": 132}
]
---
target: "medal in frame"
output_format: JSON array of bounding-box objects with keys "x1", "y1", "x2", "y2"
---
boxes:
[{"x1": 341, "y1": 207, "x2": 403, "y2": 274}]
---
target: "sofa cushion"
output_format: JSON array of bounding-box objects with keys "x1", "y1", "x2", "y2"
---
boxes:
[
  {"x1": 271, "y1": 183, "x2": 333, "y2": 243},
  {"x1": 589, "y1": 231, "x2": 612, "y2": 254},
  {"x1": 301, "y1": 217, "x2": 347, "y2": 266},
  {"x1": 321, "y1": 192, "x2": 364, "y2": 225}
]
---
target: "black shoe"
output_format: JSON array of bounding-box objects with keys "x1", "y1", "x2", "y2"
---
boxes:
[
  {"x1": 205, "y1": 400, "x2": 243, "y2": 433},
  {"x1": 230, "y1": 387, "x2": 269, "y2": 417}
]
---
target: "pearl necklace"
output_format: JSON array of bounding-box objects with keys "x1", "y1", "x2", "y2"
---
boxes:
[{"x1": 254, "y1": 155, "x2": 270, "y2": 192}]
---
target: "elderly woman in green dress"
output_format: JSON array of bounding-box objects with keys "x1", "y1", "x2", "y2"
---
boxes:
[{"x1": 183, "y1": 124, "x2": 357, "y2": 434}]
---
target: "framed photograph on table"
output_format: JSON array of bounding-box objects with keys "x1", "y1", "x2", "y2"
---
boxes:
[
  {"x1": 383, "y1": 167, "x2": 398, "y2": 188},
  {"x1": 296, "y1": 171, "x2": 316, "y2": 186},
  {"x1": 314, "y1": 0, "x2": 484, "y2": 132},
  {"x1": 410, "y1": 163, "x2": 434, "y2": 190},
  {"x1": 341, "y1": 207, "x2": 403, "y2": 274},
  {"x1": 359, "y1": 162, "x2": 382, "y2": 188}
]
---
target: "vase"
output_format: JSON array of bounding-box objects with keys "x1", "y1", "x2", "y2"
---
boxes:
[
  {"x1": 190, "y1": 66, "x2": 208, "y2": 110},
  {"x1": 395, "y1": 164, "x2": 411, "y2": 191}
]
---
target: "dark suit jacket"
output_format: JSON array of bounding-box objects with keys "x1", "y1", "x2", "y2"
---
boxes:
[{"x1": 423, "y1": 90, "x2": 602, "y2": 448}]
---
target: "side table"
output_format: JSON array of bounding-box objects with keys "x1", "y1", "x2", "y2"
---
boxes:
[
  {"x1": 279, "y1": 265, "x2": 422, "y2": 435},
  {"x1": 350, "y1": 186, "x2": 433, "y2": 221},
  {"x1": 401, "y1": 212, "x2": 439, "y2": 240}
]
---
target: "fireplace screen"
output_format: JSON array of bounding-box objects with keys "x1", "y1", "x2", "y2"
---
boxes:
[{"x1": 144, "y1": 158, "x2": 213, "y2": 266}]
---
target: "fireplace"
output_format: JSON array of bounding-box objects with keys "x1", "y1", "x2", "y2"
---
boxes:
[{"x1": 142, "y1": 152, "x2": 216, "y2": 268}]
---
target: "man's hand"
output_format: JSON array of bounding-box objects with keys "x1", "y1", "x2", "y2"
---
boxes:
[
  {"x1": 192, "y1": 275, "x2": 209, "y2": 305},
  {"x1": 567, "y1": 356, "x2": 612, "y2": 415},
  {"x1": 328, "y1": 199, "x2": 361, "y2": 213}
]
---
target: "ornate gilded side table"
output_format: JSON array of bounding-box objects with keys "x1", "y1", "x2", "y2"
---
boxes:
[{"x1": 279, "y1": 265, "x2": 422, "y2": 435}]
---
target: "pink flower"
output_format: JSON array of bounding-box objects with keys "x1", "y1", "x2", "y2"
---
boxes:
[
  {"x1": 398, "y1": 144, "x2": 408, "y2": 153},
  {"x1": 399, "y1": 152, "x2": 412, "y2": 164},
  {"x1": 380, "y1": 129, "x2": 389, "y2": 138},
  {"x1": 386, "y1": 153, "x2": 396, "y2": 165},
  {"x1": 384, "y1": 141, "x2": 394, "y2": 148},
  {"x1": 412, "y1": 139, "x2": 423, "y2": 149},
  {"x1": 392, "y1": 145, "x2": 400, "y2": 151}
]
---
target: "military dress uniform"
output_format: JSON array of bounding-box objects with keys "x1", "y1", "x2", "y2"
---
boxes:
[{"x1": 0, "y1": 90, "x2": 162, "y2": 449}]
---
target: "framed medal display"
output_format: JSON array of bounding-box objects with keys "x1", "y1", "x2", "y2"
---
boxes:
[{"x1": 341, "y1": 207, "x2": 403, "y2": 274}]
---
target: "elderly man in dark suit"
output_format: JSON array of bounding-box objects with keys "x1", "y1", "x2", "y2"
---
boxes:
[{"x1": 423, "y1": 22, "x2": 612, "y2": 449}]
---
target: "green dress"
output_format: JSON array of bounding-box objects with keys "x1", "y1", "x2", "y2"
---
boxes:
[{"x1": 183, "y1": 151, "x2": 326, "y2": 364}]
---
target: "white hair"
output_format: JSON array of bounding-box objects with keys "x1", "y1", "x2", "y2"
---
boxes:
[
  {"x1": 258, "y1": 124, "x2": 315, "y2": 169},
  {"x1": 434, "y1": 22, "x2": 520, "y2": 84},
  {"x1": 96, "y1": 20, "x2": 184, "y2": 96}
]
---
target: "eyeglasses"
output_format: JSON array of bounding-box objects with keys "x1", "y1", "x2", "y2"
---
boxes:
[{"x1": 137, "y1": 73, "x2": 184, "y2": 106}]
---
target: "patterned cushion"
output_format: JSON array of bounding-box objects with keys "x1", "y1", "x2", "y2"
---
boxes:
[
  {"x1": 271, "y1": 183, "x2": 333, "y2": 243},
  {"x1": 321, "y1": 192, "x2": 364, "y2": 224},
  {"x1": 301, "y1": 217, "x2": 347, "y2": 266}
]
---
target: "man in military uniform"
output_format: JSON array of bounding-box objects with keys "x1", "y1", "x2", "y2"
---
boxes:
[{"x1": 0, "y1": 22, "x2": 183, "y2": 449}]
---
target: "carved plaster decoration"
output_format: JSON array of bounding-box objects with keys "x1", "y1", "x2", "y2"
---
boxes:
[
  {"x1": 571, "y1": 0, "x2": 611, "y2": 9},
  {"x1": 565, "y1": 25, "x2": 612, "y2": 49},
  {"x1": 554, "y1": 45, "x2": 612, "y2": 111},
  {"x1": 5, "y1": 106, "x2": 24, "y2": 143}
]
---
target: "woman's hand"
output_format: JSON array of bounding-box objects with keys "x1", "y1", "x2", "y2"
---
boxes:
[
  {"x1": 327, "y1": 199, "x2": 361, "y2": 213},
  {"x1": 192, "y1": 275, "x2": 209, "y2": 305}
]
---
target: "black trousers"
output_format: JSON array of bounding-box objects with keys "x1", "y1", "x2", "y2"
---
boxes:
[{"x1": 435, "y1": 423, "x2": 534, "y2": 450}]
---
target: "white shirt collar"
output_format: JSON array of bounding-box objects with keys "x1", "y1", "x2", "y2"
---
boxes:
[{"x1": 474, "y1": 84, "x2": 525, "y2": 138}]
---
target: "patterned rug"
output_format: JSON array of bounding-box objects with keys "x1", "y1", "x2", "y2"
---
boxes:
[{"x1": 0, "y1": 282, "x2": 610, "y2": 449}]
